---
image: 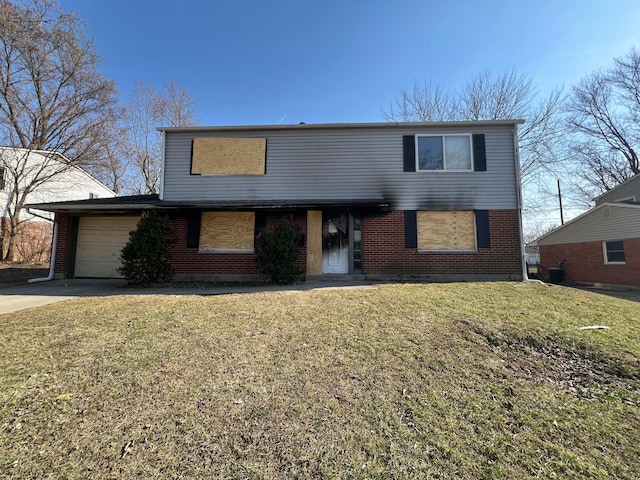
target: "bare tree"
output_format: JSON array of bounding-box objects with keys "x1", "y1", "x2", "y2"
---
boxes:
[
  {"x1": 383, "y1": 69, "x2": 565, "y2": 186},
  {"x1": 123, "y1": 81, "x2": 197, "y2": 194},
  {"x1": 0, "y1": 0, "x2": 118, "y2": 260},
  {"x1": 566, "y1": 47, "x2": 640, "y2": 194}
]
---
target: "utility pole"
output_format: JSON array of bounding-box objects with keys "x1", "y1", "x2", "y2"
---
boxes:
[{"x1": 557, "y1": 178, "x2": 564, "y2": 225}]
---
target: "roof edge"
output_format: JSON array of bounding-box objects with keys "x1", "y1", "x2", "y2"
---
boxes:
[
  {"x1": 592, "y1": 173, "x2": 640, "y2": 202},
  {"x1": 157, "y1": 119, "x2": 525, "y2": 133},
  {"x1": 536, "y1": 202, "x2": 640, "y2": 245}
]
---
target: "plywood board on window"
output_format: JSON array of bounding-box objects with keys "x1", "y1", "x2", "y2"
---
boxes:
[
  {"x1": 418, "y1": 210, "x2": 475, "y2": 251},
  {"x1": 306, "y1": 210, "x2": 323, "y2": 274},
  {"x1": 200, "y1": 212, "x2": 255, "y2": 251},
  {"x1": 192, "y1": 138, "x2": 266, "y2": 175}
]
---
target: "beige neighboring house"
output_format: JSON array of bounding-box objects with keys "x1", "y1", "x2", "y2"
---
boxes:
[{"x1": 0, "y1": 147, "x2": 115, "y2": 261}]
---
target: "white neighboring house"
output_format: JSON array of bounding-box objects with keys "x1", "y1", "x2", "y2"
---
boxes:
[{"x1": 0, "y1": 147, "x2": 115, "y2": 261}]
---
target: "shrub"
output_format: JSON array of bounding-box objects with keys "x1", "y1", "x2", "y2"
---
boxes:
[
  {"x1": 118, "y1": 211, "x2": 175, "y2": 286},
  {"x1": 255, "y1": 218, "x2": 301, "y2": 284}
]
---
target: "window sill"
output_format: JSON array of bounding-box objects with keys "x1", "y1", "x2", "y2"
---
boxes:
[
  {"x1": 415, "y1": 169, "x2": 474, "y2": 173},
  {"x1": 199, "y1": 248, "x2": 254, "y2": 254},
  {"x1": 604, "y1": 261, "x2": 626, "y2": 265},
  {"x1": 418, "y1": 249, "x2": 478, "y2": 254}
]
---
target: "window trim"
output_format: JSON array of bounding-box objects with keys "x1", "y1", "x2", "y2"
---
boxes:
[
  {"x1": 415, "y1": 134, "x2": 474, "y2": 172},
  {"x1": 602, "y1": 240, "x2": 626, "y2": 264},
  {"x1": 615, "y1": 195, "x2": 636, "y2": 203}
]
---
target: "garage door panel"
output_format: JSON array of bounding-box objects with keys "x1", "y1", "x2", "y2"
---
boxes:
[{"x1": 75, "y1": 216, "x2": 140, "y2": 278}]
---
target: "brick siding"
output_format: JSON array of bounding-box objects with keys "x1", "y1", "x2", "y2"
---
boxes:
[
  {"x1": 362, "y1": 210, "x2": 521, "y2": 276},
  {"x1": 169, "y1": 211, "x2": 307, "y2": 276},
  {"x1": 540, "y1": 239, "x2": 640, "y2": 286},
  {"x1": 53, "y1": 213, "x2": 71, "y2": 275},
  {"x1": 53, "y1": 209, "x2": 522, "y2": 279}
]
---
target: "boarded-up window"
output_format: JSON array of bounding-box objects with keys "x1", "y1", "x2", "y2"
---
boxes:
[
  {"x1": 191, "y1": 138, "x2": 266, "y2": 175},
  {"x1": 199, "y1": 212, "x2": 255, "y2": 252},
  {"x1": 417, "y1": 211, "x2": 476, "y2": 251}
]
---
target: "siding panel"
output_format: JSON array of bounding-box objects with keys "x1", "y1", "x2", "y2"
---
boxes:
[
  {"x1": 538, "y1": 204, "x2": 640, "y2": 245},
  {"x1": 595, "y1": 175, "x2": 640, "y2": 205},
  {"x1": 163, "y1": 125, "x2": 519, "y2": 210}
]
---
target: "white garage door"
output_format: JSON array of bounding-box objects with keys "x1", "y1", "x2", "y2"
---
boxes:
[{"x1": 75, "y1": 216, "x2": 140, "y2": 278}]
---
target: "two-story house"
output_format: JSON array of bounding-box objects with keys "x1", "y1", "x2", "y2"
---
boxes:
[
  {"x1": 28, "y1": 121, "x2": 525, "y2": 281},
  {"x1": 0, "y1": 147, "x2": 116, "y2": 261},
  {"x1": 538, "y1": 173, "x2": 640, "y2": 287}
]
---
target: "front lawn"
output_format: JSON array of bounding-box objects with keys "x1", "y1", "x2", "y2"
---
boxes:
[{"x1": 1, "y1": 283, "x2": 639, "y2": 478}]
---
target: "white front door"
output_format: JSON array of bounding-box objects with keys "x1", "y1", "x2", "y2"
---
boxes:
[{"x1": 322, "y1": 213, "x2": 349, "y2": 274}]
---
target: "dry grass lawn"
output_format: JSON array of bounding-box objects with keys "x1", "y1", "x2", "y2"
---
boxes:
[{"x1": 1, "y1": 282, "x2": 639, "y2": 479}]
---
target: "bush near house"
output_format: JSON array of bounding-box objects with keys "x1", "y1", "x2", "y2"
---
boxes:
[
  {"x1": 118, "y1": 211, "x2": 175, "y2": 286},
  {"x1": 255, "y1": 218, "x2": 302, "y2": 284}
]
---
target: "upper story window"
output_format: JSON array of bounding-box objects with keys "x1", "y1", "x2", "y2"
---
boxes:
[
  {"x1": 0, "y1": 167, "x2": 5, "y2": 190},
  {"x1": 89, "y1": 192, "x2": 98, "y2": 199},
  {"x1": 416, "y1": 135, "x2": 472, "y2": 171},
  {"x1": 191, "y1": 137, "x2": 266, "y2": 175}
]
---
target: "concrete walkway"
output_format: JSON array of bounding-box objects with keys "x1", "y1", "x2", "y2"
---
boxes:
[{"x1": 0, "y1": 278, "x2": 376, "y2": 315}]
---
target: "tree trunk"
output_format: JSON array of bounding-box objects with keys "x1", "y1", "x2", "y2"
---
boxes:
[{"x1": 4, "y1": 215, "x2": 20, "y2": 262}]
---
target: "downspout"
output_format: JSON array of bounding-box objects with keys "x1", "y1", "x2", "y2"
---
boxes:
[
  {"x1": 28, "y1": 220, "x2": 58, "y2": 283},
  {"x1": 512, "y1": 125, "x2": 528, "y2": 281}
]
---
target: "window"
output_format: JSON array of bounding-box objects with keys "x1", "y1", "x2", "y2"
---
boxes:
[
  {"x1": 416, "y1": 135, "x2": 472, "y2": 171},
  {"x1": 0, "y1": 167, "x2": 5, "y2": 190},
  {"x1": 191, "y1": 137, "x2": 266, "y2": 175},
  {"x1": 603, "y1": 240, "x2": 625, "y2": 264},
  {"x1": 89, "y1": 192, "x2": 98, "y2": 199},
  {"x1": 417, "y1": 210, "x2": 476, "y2": 251},
  {"x1": 199, "y1": 212, "x2": 255, "y2": 252}
]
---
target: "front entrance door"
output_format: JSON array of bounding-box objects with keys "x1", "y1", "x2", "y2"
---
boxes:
[{"x1": 322, "y1": 212, "x2": 349, "y2": 274}]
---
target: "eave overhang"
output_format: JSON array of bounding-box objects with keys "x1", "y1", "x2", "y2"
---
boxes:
[{"x1": 25, "y1": 195, "x2": 390, "y2": 214}]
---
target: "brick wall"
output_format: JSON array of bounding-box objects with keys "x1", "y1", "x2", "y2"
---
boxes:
[
  {"x1": 540, "y1": 238, "x2": 640, "y2": 286},
  {"x1": 169, "y1": 211, "x2": 307, "y2": 276},
  {"x1": 362, "y1": 210, "x2": 522, "y2": 277},
  {"x1": 53, "y1": 213, "x2": 71, "y2": 275},
  {"x1": 53, "y1": 209, "x2": 522, "y2": 280}
]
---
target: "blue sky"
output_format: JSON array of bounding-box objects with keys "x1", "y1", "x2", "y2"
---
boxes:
[{"x1": 58, "y1": 0, "x2": 640, "y2": 126}]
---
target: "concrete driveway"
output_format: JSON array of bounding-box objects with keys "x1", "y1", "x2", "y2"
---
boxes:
[
  {"x1": 0, "y1": 279, "x2": 129, "y2": 315},
  {"x1": 0, "y1": 278, "x2": 376, "y2": 315}
]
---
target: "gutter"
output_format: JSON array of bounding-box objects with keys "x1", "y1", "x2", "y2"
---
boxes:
[
  {"x1": 28, "y1": 220, "x2": 58, "y2": 283},
  {"x1": 512, "y1": 126, "x2": 528, "y2": 281}
]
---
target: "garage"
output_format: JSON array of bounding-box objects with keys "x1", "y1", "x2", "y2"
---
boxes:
[{"x1": 74, "y1": 216, "x2": 140, "y2": 278}]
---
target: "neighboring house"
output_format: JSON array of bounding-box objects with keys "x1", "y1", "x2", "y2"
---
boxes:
[
  {"x1": 0, "y1": 147, "x2": 116, "y2": 261},
  {"x1": 27, "y1": 121, "x2": 525, "y2": 280},
  {"x1": 538, "y1": 173, "x2": 640, "y2": 287}
]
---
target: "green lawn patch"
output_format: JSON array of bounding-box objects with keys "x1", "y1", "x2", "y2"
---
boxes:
[{"x1": 1, "y1": 283, "x2": 639, "y2": 478}]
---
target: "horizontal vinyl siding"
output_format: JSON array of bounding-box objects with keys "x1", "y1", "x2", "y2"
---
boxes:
[
  {"x1": 538, "y1": 205, "x2": 640, "y2": 245},
  {"x1": 163, "y1": 125, "x2": 519, "y2": 210},
  {"x1": 595, "y1": 176, "x2": 640, "y2": 205}
]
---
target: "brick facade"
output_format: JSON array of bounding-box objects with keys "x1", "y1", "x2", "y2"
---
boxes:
[
  {"x1": 169, "y1": 211, "x2": 307, "y2": 278},
  {"x1": 53, "y1": 209, "x2": 523, "y2": 280},
  {"x1": 540, "y1": 239, "x2": 640, "y2": 287},
  {"x1": 53, "y1": 213, "x2": 71, "y2": 275},
  {"x1": 362, "y1": 210, "x2": 521, "y2": 278}
]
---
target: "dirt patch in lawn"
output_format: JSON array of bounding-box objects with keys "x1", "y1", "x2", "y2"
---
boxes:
[
  {"x1": 0, "y1": 262, "x2": 48, "y2": 287},
  {"x1": 462, "y1": 318, "x2": 640, "y2": 400}
]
